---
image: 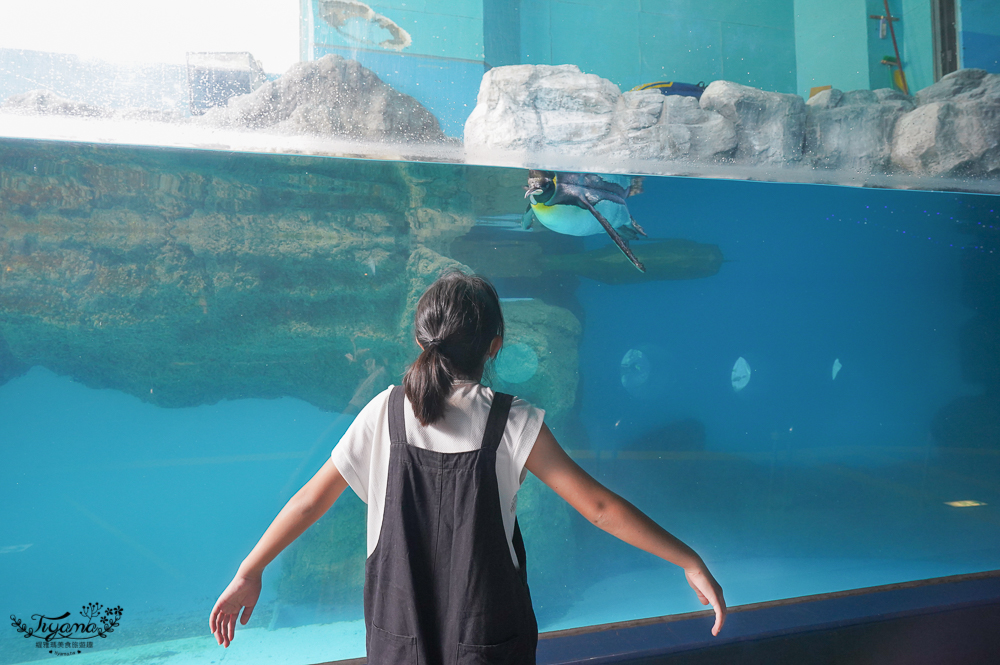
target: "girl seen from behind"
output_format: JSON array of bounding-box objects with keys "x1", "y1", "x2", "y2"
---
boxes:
[{"x1": 210, "y1": 270, "x2": 726, "y2": 664}]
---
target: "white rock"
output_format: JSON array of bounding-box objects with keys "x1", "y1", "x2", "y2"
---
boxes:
[
  {"x1": 199, "y1": 54, "x2": 447, "y2": 143},
  {"x1": 916, "y1": 68, "x2": 994, "y2": 104},
  {"x1": 891, "y1": 70, "x2": 1000, "y2": 177},
  {"x1": 463, "y1": 63, "x2": 999, "y2": 182},
  {"x1": 464, "y1": 64, "x2": 735, "y2": 163},
  {"x1": 464, "y1": 64, "x2": 619, "y2": 153},
  {"x1": 874, "y1": 88, "x2": 916, "y2": 111},
  {"x1": 608, "y1": 93, "x2": 736, "y2": 161},
  {"x1": 659, "y1": 95, "x2": 737, "y2": 160},
  {"x1": 699, "y1": 80, "x2": 806, "y2": 164},
  {"x1": 891, "y1": 100, "x2": 1000, "y2": 176},
  {"x1": 805, "y1": 88, "x2": 912, "y2": 172},
  {"x1": 1, "y1": 89, "x2": 182, "y2": 122}
]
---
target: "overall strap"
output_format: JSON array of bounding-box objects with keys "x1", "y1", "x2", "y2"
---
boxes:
[
  {"x1": 481, "y1": 392, "x2": 514, "y2": 453},
  {"x1": 387, "y1": 385, "x2": 407, "y2": 445}
]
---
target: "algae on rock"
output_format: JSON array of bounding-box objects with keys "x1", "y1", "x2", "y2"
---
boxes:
[
  {"x1": 0, "y1": 141, "x2": 581, "y2": 423},
  {"x1": 493, "y1": 299, "x2": 581, "y2": 432}
]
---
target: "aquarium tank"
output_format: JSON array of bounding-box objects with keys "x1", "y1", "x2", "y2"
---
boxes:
[{"x1": 2, "y1": 0, "x2": 999, "y2": 663}]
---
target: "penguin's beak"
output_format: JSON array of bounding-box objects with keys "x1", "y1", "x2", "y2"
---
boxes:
[{"x1": 524, "y1": 187, "x2": 543, "y2": 199}]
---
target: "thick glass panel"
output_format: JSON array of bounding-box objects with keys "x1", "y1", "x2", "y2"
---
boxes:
[
  {"x1": 3, "y1": 1, "x2": 1000, "y2": 662},
  {"x1": 1, "y1": 2, "x2": 998, "y2": 193},
  {"x1": 2, "y1": 137, "x2": 998, "y2": 663}
]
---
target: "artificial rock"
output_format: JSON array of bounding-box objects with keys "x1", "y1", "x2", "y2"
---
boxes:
[
  {"x1": 804, "y1": 87, "x2": 913, "y2": 172},
  {"x1": 0, "y1": 141, "x2": 580, "y2": 424},
  {"x1": 464, "y1": 64, "x2": 736, "y2": 163},
  {"x1": 699, "y1": 80, "x2": 806, "y2": 164},
  {"x1": 465, "y1": 64, "x2": 1000, "y2": 185},
  {"x1": 200, "y1": 54, "x2": 448, "y2": 144},
  {"x1": 891, "y1": 69, "x2": 1000, "y2": 177}
]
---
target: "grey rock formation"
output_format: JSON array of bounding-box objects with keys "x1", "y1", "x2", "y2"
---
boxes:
[
  {"x1": 612, "y1": 91, "x2": 736, "y2": 161},
  {"x1": 464, "y1": 64, "x2": 620, "y2": 153},
  {"x1": 874, "y1": 88, "x2": 917, "y2": 110},
  {"x1": 1, "y1": 89, "x2": 182, "y2": 122},
  {"x1": 464, "y1": 64, "x2": 735, "y2": 162},
  {"x1": 464, "y1": 64, "x2": 999, "y2": 186},
  {"x1": 0, "y1": 140, "x2": 579, "y2": 424},
  {"x1": 916, "y1": 68, "x2": 994, "y2": 104},
  {"x1": 2, "y1": 89, "x2": 107, "y2": 117},
  {"x1": 199, "y1": 54, "x2": 447, "y2": 144},
  {"x1": 804, "y1": 87, "x2": 913, "y2": 172},
  {"x1": 892, "y1": 69, "x2": 1000, "y2": 177},
  {"x1": 1, "y1": 55, "x2": 446, "y2": 144},
  {"x1": 699, "y1": 80, "x2": 806, "y2": 164}
]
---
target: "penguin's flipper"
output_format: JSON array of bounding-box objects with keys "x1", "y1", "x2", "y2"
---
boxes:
[
  {"x1": 521, "y1": 205, "x2": 536, "y2": 230},
  {"x1": 617, "y1": 224, "x2": 638, "y2": 241},
  {"x1": 578, "y1": 199, "x2": 646, "y2": 273},
  {"x1": 556, "y1": 180, "x2": 628, "y2": 208}
]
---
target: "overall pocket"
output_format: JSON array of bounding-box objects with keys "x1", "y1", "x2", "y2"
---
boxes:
[
  {"x1": 368, "y1": 622, "x2": 417, "y2": 664},
  {"x1": 456, "y1": 633, "x2": 524, "y2": 665}
]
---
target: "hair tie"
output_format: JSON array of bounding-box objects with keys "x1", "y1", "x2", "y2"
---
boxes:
[{"x1": 427, "y1": 337, "x2": 443, "y2": 348}]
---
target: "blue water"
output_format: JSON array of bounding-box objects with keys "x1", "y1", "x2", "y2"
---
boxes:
[
  {"x1": 2, "y1": 144, "x2": 999, "y2": 664},
  {"x1": 1, "y1": 367, "x2": 350, "y2": 614},
  {"x1": 579, "y1": 178, "x2": 972, "y2": 455}
]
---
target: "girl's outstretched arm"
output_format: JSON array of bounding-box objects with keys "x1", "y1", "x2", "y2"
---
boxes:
[
  {"x1": 209, "y1": 457, "x2": 348, "y2": 647},
  {"x1": 524, "y1": 423, "x2": 727, "y2": 636}
]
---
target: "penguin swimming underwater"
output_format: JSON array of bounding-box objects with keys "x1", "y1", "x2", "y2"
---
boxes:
[{"x1": 523, "y1": 170, "x2": 647, "y2": 272}]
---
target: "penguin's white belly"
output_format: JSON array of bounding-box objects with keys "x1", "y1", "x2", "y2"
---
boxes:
[{"x1": 531, "y1": 199, "x2": 629, "y2": 236}]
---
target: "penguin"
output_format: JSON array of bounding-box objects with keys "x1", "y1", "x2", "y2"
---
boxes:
[{"x1": 523, "y1": 170, "x2": 647, "y2": 272}]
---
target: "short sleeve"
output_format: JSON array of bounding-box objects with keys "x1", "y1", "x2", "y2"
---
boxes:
[
  {"x1": 509, "y1": 396, "x2": 545, "y2": 485},
  {"x1": 331, "y1": 387, "x2": 391, "y2": 503}
]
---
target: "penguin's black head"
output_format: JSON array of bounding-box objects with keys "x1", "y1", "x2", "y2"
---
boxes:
[{"x1": 525, "y1": 170, "x2": 556, "y2": 203}]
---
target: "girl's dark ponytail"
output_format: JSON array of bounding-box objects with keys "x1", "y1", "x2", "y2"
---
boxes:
[
  {"x1": 404, "y1": 343, "x2": 454, "y2": 426},
  {"x1": 403, "y1": 271, "x2": 504, "y2": 426}
]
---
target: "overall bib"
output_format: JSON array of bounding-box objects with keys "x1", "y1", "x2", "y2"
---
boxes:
[{"x1": 364, "y1": 386, "x2": 538, "y2": 665}]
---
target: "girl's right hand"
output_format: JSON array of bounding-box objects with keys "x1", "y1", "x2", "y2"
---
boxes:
[
  {"x1": 684, "y1": 565, "x2": 727, "y2": 636},
  {"x1": 209, "y1": 571, "x2": 263, "y2": 648}
]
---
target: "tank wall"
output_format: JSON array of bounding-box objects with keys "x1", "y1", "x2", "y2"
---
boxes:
[
  {"x1": 960, "y1": 0, "x2": 1000, "y2": 72},
  {"x1": 522, "y1": 0, "x2": 797, "y2": 93},
  {"x1": 2, "y1": 4, "x2": 1000, "y2": 662},
  {"x1": 2, "y1": 137, "x2": 999, "y2": 664}
]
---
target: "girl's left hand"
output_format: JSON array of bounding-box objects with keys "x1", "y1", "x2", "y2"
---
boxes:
[
  {"x1": 209, "y1": 571, "x2": 262, "y2": 647},
  {"x1": 684, "y1": 565, "x2": 727, "y2": 636}
]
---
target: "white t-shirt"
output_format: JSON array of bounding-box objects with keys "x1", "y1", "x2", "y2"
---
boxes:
[{"x1": 331, "y1": 382, "x2": 545, "y2": 569}]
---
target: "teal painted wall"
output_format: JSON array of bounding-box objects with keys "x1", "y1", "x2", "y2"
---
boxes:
[
  {"x1": 521, "y1": 0, "x2": 797, "y2": 94},
  {"x1": 960, "y1": 0, "x2": 1000, "y2": 72},
  {"x1": 897, "y1": 0, "x2": 934, "y2": 93},
  {"x1": 864, "y1": 0, "x2": 933, "y2": 94},
  {"x1": 297, "y1": 0, "x2": 951, "y2": 130},
  {"x1": 794, "y1": 0, "x2": 934, "y2": 97},
  {"x1": 794, "y1": 0, "x2": 871, "y2": 97},
  {"x1": 310, "y1": 0, "x2": 485, "y2": 61}
]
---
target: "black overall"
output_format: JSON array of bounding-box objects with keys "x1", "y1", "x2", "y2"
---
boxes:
[{"x1": 363, "y1": 386, "x2": 538, "y2": 665}]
